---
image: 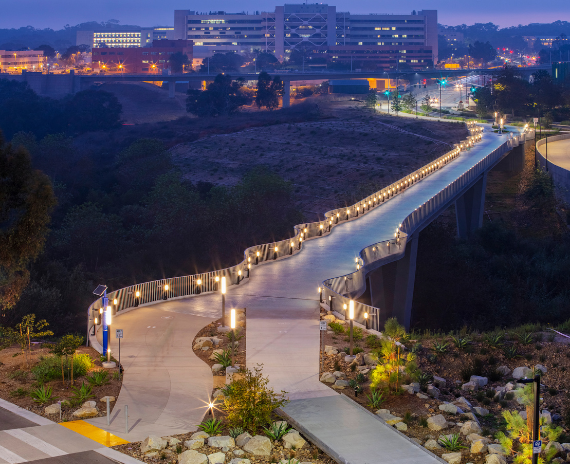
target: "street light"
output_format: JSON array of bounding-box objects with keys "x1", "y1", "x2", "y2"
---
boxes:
[
  {"x1": 349, "y1": 300, "x2": 355, "y2": 356},
  {"x1": 106, "y1": 306, "x2": 112, "y2": 362},
  {"x1": 221, "y1": 277, "x2": 227, "y2": 327}
]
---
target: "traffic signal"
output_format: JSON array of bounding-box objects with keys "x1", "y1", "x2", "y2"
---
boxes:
[{"x1": 470, "y1": 86, "x2": 476, "y2": 92}]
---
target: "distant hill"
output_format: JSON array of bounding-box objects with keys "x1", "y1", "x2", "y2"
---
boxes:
[{"x1": 0, "y1": 21, "x2": 144, "y2": 52}]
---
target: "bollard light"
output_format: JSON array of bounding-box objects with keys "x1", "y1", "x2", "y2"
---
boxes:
[
  {"x1": 364, "y1": 312, "x2": 369, "y2": 330},
  {"x1": 298, "y1": 236, "x2": 302, "y2": 249},
  {"x1": 247, "y1": 263, "x2": 251, "y2": 277},
  {"x1": 237, "y1": 270, "x2": 242, "y2": 284},
  {"x1": 196, "y1": 278, "x2": 202, "y2": 294},
  {"x1": 273, "y1": 246, "x2": 278, "y2": 260},
  {"x1": 319, "y1": 224, "x2": 323, "y2": 236},
  {"x1": 163, "y1": 284, "x2": 169, "y2": 300},
  {"x1": 336, "y1": 212, "x2": 340, "y2": 224},
  {"x1": 221, "y1": 276, "x2": 227, "y2": 327},
  {"x1": 348, "y1": 300, "x2": 355, "y2": 356},
  {"x1": 135, "y1": 290, "x2": 140, "y2": 307},
  {"x1": 256, "y1": 250, "x2": 260, "y2": 264},
  {"x1": 94, "y1": 317, "x2": 98, "y2": 325},
  {"x1": 318, "y1": 287, "x2": 323, "y2": 303},
  {"x1": 113, "y1": 299, "x2": 117, "y2": 305}
]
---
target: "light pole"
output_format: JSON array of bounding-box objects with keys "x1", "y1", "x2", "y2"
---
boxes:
[
  {"x1": 221, "y1": 277, "x2": 227, "y2": 327},
  {"x1": 106, "y1": 306, "x2": 112, "y2": 362},
  {"x1": 230, "y1": 309, "x2": 236, "y2": 367},
  {"x1": 348, "y1": 300, "x2": 354, "y2": 356}
]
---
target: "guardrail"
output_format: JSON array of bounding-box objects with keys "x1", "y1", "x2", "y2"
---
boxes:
[
  {"x1": 87, "y1": 122, "x2": 525, "y2": 340},
  {"x1": 320, "y1": 128, "x2": 534, "y2": 330}
]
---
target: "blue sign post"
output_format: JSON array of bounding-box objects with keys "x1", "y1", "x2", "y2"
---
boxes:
[{"x1": 533, "y1": 440, "x2": 542, "y2": 454}]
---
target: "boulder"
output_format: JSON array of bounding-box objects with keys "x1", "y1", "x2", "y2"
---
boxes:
[
  {"x1": 460, "y1": 421, "x2": 482, "y2": 436},
  {"x1": 184, "y1": 439, "x2": 204, "y2": 450},
  {"x1": 512, "y1": 366, "x2": 532, "y2": 380},
  {"x1": 211, "y1": 337, "x2": 222, "y2": 346},
  {"x1": 455, "y1": 397, "x2": 472, "y2": 407},
  {"x1": 179, "y1": 450, "x2": 208, "y2": 464},
  {"x1": 194, "y1": 338, "x2": 213, "y2": 350},
  {"x1": 427, "y1": 414, "x2": 448, "y2": 431},
  {"x1": 541, "y1": 410, "x2": 552, "y2": 424},
  {"x1": 561, "y1": 443, "x2": 570, "y2": 452},
  {"x1": 191, "y1": 432, "x2": 210, "y2": 440},
  {"x1": 439, "y1": 403, "x2": 463, "y2": 415},
  {"x1": 461, "y1": 412, "x2": 477, "y2": 422},
  {"x1": 45, "y1": 403, "x2": 61, "y2": 415},
  {"x1": 212, "y1": 364, "x2": 224, "y2": 373},
  {"x1": 433, "y1": 376, "x2": 446, "y2": 388},
  {"x1": 485, "y1": 455, "x2": 506, "y2": 464},
  {"x1": 324, "y1": 345, "x2": 338, "y2": 355},
  {"x1": 208, "y1": 452, "x2": 226, "y2": 464},
  {"x1": 235, "y1": 432, "x2": 252, "y2": 448},
  {"x1": 375, "y1": 410, "x2": 403, "y2": 425},
  {"x1": 243, "y1": 436, "x2": 272, "y2": 456},
  {"x1": 213, "y1": 390, "x2": 224, "y2": 399},
  {"x1": 208, "y1": 436, "x2": 234, "y2": 449},
  {"x1": 233, "y1": 450, "x2": 245, "y2": 456},
  {"x1": 487, "y1": 444, "x2": 507, "y2": 455},
  {"x1": 395, "y1": 422, "x2": 408, "y2": 431},
  {"x1": 496, "y1": 366, "x2": 511, "y2": 376},
  {"x1": 272, "y1": 420, "x2": 288, "y2": 429},
  {"x1": 470, "y1": 376, "x2": 488, "y2": 387},
  {"x1": 209, "y1": 349, "x2": 224, "y2": 360},
  {"x1": 72, "y1": 407, "x2": 98, "y2": 419},
  {"x1": 82, "y1": 401, "x2": 97, "y2": 408},
  {"x1": 141, "y1": 436, "x2": 168, "y2": 453},
  {"x1": 364, "y1": 353, "x2": 378, "y2": 365},
  {"x1": 322, "y1": 315, "x2": 336, "y2": 323},
  {"x1": 402, "y1": 385, "x2": 415, "y2": 394},
  {"x1": 466, "y1": 434, "x2": 490, "y2": 444},
  {"x1": 427, "y1": 385, "x2": 440, "y2": 398},
  {"x1": 424, "y1": 439, "x2": 442, "y2": 450},
  {"x1": 282, "y1": 431, "x2": 306, "y2": 449},
  {"x1": 473, "y1": 407, "x2": 489, "y2": 416},
  {"x1": 229, "y1": 459, "x2": 251, "y2": 464},
  {"x1": 333, "y1": 371, "x2": 346, "y2": 379},
  {"x1": 441, "y1": 452, "x2": 462, "y2": 464},
  {"x1": 168, "y1": 437, "x2": 181, "y2": 446},
  {"x1": 410, "y1": 382, "x2": 420, "y2": 393},
  {"x1": 545, "y1": 442, "x2": 564, "y2": 457},
  {"x1": 471, "y1": 440, "x2": 488, "y2": 454},
  {"x1": 417, "y1": 393, "x2": 429, "y2": 399},
  {"x1": 320, "y1": 372, "x2": 336, "y2": 384},
  {"x1": 535, "y1": 364, "x2": 547, "y2": 374},
  {"x1": 461, "y1": 381, "x2": 478, "y2": 391},
  {"x1": 505, "y1": 382, "x2": 515, "y2": 391},
  {"x1": 334, "y1": 380, "x2": 349, "y2": 388}
]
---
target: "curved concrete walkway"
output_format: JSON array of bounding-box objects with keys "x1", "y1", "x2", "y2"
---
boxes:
[{"x1": 90, "y1": 127, "x2": 514, "y2": 462}]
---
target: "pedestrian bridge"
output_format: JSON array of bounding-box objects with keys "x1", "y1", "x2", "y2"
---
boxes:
[{"x1": 86, "y1": 122, "x2": 533, "y2": 461}]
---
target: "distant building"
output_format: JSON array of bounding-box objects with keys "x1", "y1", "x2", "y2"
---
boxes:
[
  {"x1": 0, "y1": 50, "x2": 46, "y2": 73},
  {"x1": 77, "y1": 27, "x2": 175, "y2": 49},
  {"x1": 524, "y1": 36, "x2": 569, "y2": 49},
  {"x1": 438, "y1": 26, "x2": 464, "y2": 52},
  {"x1": 174, "y1": 4, "x2": 437, "y2": 69},
  {"x1": 329, "y1": 79, "x2": 369, "y2": 94},
  {"x1": 91, "y1": 39, "x2": 193, "y2": 73},
  {"x1": 553, "y1": 62, "x2": 570, "y2": 83}
]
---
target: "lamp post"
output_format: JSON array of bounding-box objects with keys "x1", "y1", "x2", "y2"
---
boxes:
[
  {"x1": 230, "y1": 309, "x2": 236, "y2": 367},
  {"x1": 106, "y1": 306, "x2": 112, "y2": 362},
  {"x1": 349, "y1": 300, "x2": 354, "y2": 356},
  {"x1": 221, "y1": 277, "x2": 227, "y2": 327}
]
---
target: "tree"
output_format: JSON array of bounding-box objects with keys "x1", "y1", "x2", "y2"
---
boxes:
[
  {"x1": 200, "y1": 52, "x2": 245, "y2": 73},
  {"x1": 50, "y1": 334, "x2": 83, "y2": 385},
  {"x1": 421, "y1": 94, "x2": 432, "y2": 113},
  {"x1": 14, "y1": 314, "x2": 53, "y2": 368},
  {"x1": 401, "y1": 93, "x2": 417, "y2": 111},
  {"x1": 494, "y1": 64, "x2": 530, "y2": 116},
  {"x1": 390, "y1": 92, "x2": 403, "y2": 114},
  {"x1": 255, "y1": 71, "x2": 283, "y2": 110},
  {"x1": 186, "y1": 74, "x2": 250, "y2": 117},
  {"x1": 254, "y1": 51, "x2": 279, "y2": 70},
  {"x1": 365, "y1": 91, "x2": 377, "y2": 108},
  {"x1": 471, "y1": 86, "x2": 494, "y2": 118},
  {"x1": 468, "y1": 41, "x2": 497, "y2": 63},
  {"x1": 531, "y1": 70, "x2": 561, "y2": 113},
  {"x1": 169, "y1": 52, "x2": 189, "y2": 73},
  {"x1": 64, "y1": 89, "x2": 122, "y2": 132},
  {"x1": 289, "y1": 43, "x2": 312, "y2": 67},
  {"x1": 222, "y1": 365, "x2": 288, "y2": 432},
  {"x1": 0, "y1": 138, "x2": 56, "y2": 314},
  {"x1": 37, "y1": 44, "x2": 55, "y2": 58}
]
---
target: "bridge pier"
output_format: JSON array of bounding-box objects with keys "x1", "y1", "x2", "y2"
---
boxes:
[
  {"x1": 455, "y1": 172, "x2": 487, "y2": 239},
  {"x1": 367, "y1": 233, "x2": 419, "y2": 330},
  {"x1": 283, "y1": 80, "x2": 290, "y2": 108}
]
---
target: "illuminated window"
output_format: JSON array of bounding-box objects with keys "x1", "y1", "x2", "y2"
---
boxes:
[{"x1": 358, "y1": 42, "x2": 363, "y2": 45}]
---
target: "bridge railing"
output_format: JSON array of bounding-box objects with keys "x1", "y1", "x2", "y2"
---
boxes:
[
  {"x1": 320, "y1": 127, "x2": 535, "y2": 331},
  {"x1": 86, "y1": 122, "x2": 514, "y2": 339}
]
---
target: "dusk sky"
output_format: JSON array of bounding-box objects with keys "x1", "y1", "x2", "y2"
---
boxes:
[{"x1": 2, "y1": 0, "x2": 568, "y2": 30}]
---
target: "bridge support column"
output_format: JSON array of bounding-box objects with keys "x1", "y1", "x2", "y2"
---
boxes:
[
  {"x1": 169, "y1": 82, "x2": 175, "y2": 98},
  {"x1": 283, "y1": 80, "x2": 290, "y2": 108},
  {"x1": 455, "y1": 172, "x2": 487, "y2": 239},
  {"x1": 368, "y1": 234, "x2": 419, "y2": 330}
]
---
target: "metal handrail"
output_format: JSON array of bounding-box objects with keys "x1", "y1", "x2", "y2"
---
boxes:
[
  {"x1": 320, "y1": 127, "x2": 535, "y2": 330},
  {"x1": 86, "y1": 123, "x2": 529, "y2": 339}
]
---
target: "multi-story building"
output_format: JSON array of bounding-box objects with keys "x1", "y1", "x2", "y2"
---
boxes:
[
  {"x1": 0, "y1": 50, "x2": 46, "y2": 73},
  {"x1": 174, "y1": 4, "x2": 437, "y2": 69},
  {"x1": 91, "y1": 39, "x2": 193, "y2": 74},
  {"x1": 77, "y1": 27, "x2": 175, "y2": 49}
]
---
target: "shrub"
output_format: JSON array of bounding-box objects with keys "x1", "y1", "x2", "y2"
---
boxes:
[
  {"x1": 198, "y1": 418, "x2": 222, "y2": 434},
  {"x1": 30, "y1": 385, "x2": 55, "y2": 404},
  {"x1": 505, "y1": 392, "x2": 515, "y2": 401},
  {"x1": 10, "y1": 387, "x2": 28, "y2": 397},
  {"x1": 517, "y1": 332, "x2": 534, "y2": 345},
  {"x1": 451, "y1": 336, "x2": 470, "y2": 351},
  {"x1": 213, "y1": 350, "x2": 232, "y2": 368},
  {"x1": 263, "y1": 422, "x2": 290, "y2": 440},
  {"x1": 229, "y1": 426, "x2": 245, "y2": 438},
  {"x1": 70, "y1": 382, "x2": 94, "y2": 405},
  {"x1": 328, "y1": 322, "x2": 345, "y2": 335},
  {"x1": 432, "y1": 341, "x2": 449, "y2": 354},
  {"x1": 32, "y1": 354, "x2": 93, "y2": 384},
  {"x1": 419, "y1": 416, "x2": 428, "y2": 427},
  {"x1": 488, "y1": 369, "x2": 502, "y2": 382},
  {"x1": 366, "y1": 388, "x2": 385, "y2": 409},
  {"x1": 9, "y1": 370, "x2": 28, "y2": 381},
  {"x1": 86, "y1": 370, "x2": 109, "y2": 387},
  {"x1": 439, "y1": 434, "x2": 467, "y2": 451},
  {"x1": 222, "y1": 365, "x2": 288, "y2": 432},
  {"x1": 366, "y1": 334, "x2": 382, "y2": 349}
]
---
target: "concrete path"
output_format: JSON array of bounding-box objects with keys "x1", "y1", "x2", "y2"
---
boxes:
[
  {"x1": 541, "y1": 137, "x2": 570, "y2": 169},
  {"x1": 87, "y1": 127, "x2": 516, "y2": 464},
  {"x1": 0, "y1": 401, "x2": 140, "y2": 464}
]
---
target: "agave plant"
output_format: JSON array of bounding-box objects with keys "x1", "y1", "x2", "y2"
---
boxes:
[
  {"x1": 262, "y1": 422, "x2": 290, "y2": 440},
  {"x1": 439, "y1": 434, "x2": 467, "y2": 452},
  {"x1": 198, "y1": 418, "x2": 222, "y2": 435},
  {"x1": 30, "y1": 385, "x2": 55, "y2": 404},
  {"x1": 366, "y1": 388, "x2": 385, "y2": 409},
  {"x1": 451, "y1": 336, "x2": 471, "y2": 351}
]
